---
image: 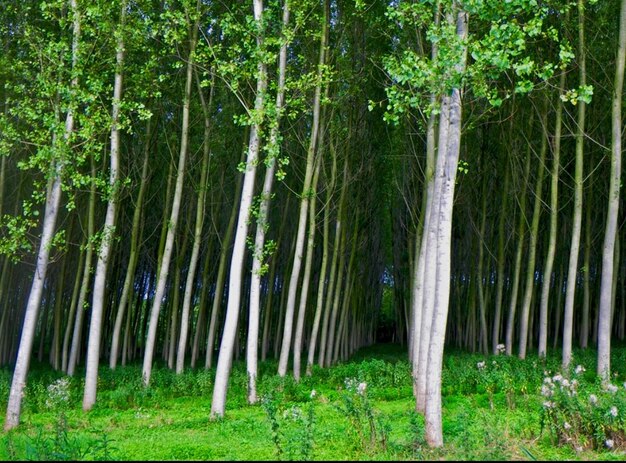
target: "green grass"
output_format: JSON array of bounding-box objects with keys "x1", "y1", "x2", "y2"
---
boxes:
[{"x1": 0, "y1": 344, "x2": 625, "y2": 460}]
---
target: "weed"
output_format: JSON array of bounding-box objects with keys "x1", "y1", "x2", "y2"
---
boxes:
[{"x1": 261, "y1": 392, "x2": 315, "y2": 460}]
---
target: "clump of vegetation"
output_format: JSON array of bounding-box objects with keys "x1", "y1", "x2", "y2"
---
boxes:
[
  {"x1": 2, "y1": 346, "x2": 626, "y2": 460},
  {"x1": 540, "y1": 364, "x2": 626, "y2": 452},
  {"x1": 261, "y1": 392, "x2": 315, "y2": 460}
]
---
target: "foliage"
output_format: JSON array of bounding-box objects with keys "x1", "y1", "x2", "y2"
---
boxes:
[
  {"x1": 3, "y1": 346, "x2": 626, "y2": 460},
  {"x1": 261, "y1": 392, "x2": 315, "y2": 461},
  {"x1": 540, "y1": 366, "x2": 626, "y2": 451},
  {"x1": 336, "y1": 378, "x2": 390, "y2": 454}
]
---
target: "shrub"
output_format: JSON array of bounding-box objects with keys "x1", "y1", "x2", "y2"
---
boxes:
[{"x1": 540, "y1": 366, "x2": 626, "y2": 451}]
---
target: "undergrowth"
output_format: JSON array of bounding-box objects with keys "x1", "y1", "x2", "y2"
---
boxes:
[{"x1": 0, "y1": 344, "x2": 625, "y2": 460}]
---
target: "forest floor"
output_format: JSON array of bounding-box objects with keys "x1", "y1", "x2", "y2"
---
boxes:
[{"x1": 1, "y1": 343, "x2": 626, "y2": 460}]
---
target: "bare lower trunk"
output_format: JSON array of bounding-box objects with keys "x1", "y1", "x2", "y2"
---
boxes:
[
  {"x1": 5, "y1": 1, "x2": 81, "y2": 430},
  {"x1": 210, "y1": 0, "x2": 267, "y2": 418},
  {"x1": 277, "y1": 1, "x2": 327, "y2": 377},
  {"x1": 518, "y1": 107, "x2": 547, "y2": 360},
  {"x1": 538, "y1": 68, "x2": 565, "y2": 359},
  {"x1": 563, "y1": 0, "x2": 586, "y2": 369},
  {"x1": 597, "y1": 0, "x2": 626, "y2": 380},
  {"x1": 142, "y1": 16, "x2": 198, "y2": 385},
  {"x1": 83, "y1": 2, "x2": 126, "y2": 409},
  {"x1": 176, "y1": 71, "x2": 214, "y2": 374},
  {"x1": 110, "y1": 115, "x2": 151, "y2": 369}
]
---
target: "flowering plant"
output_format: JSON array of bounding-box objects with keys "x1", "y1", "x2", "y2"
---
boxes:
[{"x1": 540, "y1": 366, "x2": 626, "y2": 451}]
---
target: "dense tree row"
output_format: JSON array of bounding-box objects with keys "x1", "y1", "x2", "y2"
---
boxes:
[{"x1": 1, "y1": 0, "x2": 625, "y2": 447}]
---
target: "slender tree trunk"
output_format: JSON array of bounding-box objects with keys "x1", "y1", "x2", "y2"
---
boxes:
[
  {"x1": 4, "y1": 0, "x2": 80, "y2": 430},
  {"x1": 246, "y1": 0, "x2": 291, "y2": 402},
  {"x1": 142, "y1": 14, "x2": 199, "y2": 385},
  {"x1": 492, "y1": 166, "x2": 509, "y2": 353},
  {"x1": 318, "y1": 159, "x2": 348, "y2": 367},
  {"x1": 277, "y1": 1, "x2": 328, "y2": 377},
  {"x1": 67, "y1": 158, "x2": 96, "y2": 377},
  {"x1": 110, "y1": 115, "x2": 152, "y2": 369},
  {"x1": 504, "y1": 123, "x2": 531, "y2": 356},
  {"x1": 580, "y1": 195, "x2": 592, "y2": 348},
  {"x1": 176, "y1": 71, "x2": 214, "y2": 374},
  {"x1": 476, "y1": 170, "x2": 489, "y2": 354},
  {"x1": 597, "y1": 0, "x2": 626, "y2": 380},
  {"x1": 325, "y1": 218, "x2": 348, "y2": 367},
  {"x1": 563, "y1": 0, "x2": 586, "y2": 369},
  {"x1": 168, "y1": 227, "x2": 189, "y2": 369},
  {"x1": 518, "y1": 107, "x2": 547, "y2": 359},
  {"x1": 306, "y1": 113, "x2": 336, "y2": 375},
  {"x1": 205, "y1": 150, "x2": 245, "y2": 369},
  {"x1": 538, "y1": 66, "x2": 565, "y2": 359},
  {"x1": 293, "y1": 159, "x2": 321, "y2": 380},
  {"x1": 210, "y1": 0, "x2": 267, "y2": 418},
  {"x1": 83, "y1": 1, "x2": 126, "y2": 409}
]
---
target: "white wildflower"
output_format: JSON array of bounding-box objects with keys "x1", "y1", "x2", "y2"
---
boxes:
[
  {"x1": 543, "y1": 377, "x2": 553, "y2": 385},
  {"x1": 552, "y1": 374, "x2": 563, "y2": 383},
  {"x1": 357, "y1": 382, "x2": 367, "y2": 396},
  {"x1": 541, "y1": 384, "x2": 553, "y2": 397},
  {"x1": 607, "y1": 383, "x2": 618, "y2": 394},
  {"x1": 610, "y1": 406, "x2": 619, "y2": 417},
  {"x1": 563, "y1": 421, "x2": 572, "y2": 430},
  {"x1": 344, "y1": 378, "x2": 358, "y2": 391},
  {"x1": 496, "y1": 344, "x2": 506, "y2": 354},
  {"x1": 310, "y1": 389, "x2": 317, "y2": 399},
  {"x1": 477, "y1": 361, "x2": 486, "y2": 370},
  {"x1": 45, "y1": 377, "x2": 71, "y2": 410},
  {"x1": 589, "y1": 394, "x2": 598, "y2": 405},
  {"x1": 542, "y1": 401, "x2": 555, "y2": 409},
  {"x1": 575, "y1": 365, "x2": 586, "y2": 375},
  {"x1": 605, "y1": 439, "x2": 614, "y2": 449},
  {"x1": 561, "y1": 379, "x2": 570, "y2": 388}
]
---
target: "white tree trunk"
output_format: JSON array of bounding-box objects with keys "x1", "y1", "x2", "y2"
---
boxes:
[
  {"x1": 211, "y1": 0, "x2": 267, "y2": 418},
  {"x1": 293, "y1": 160, "x2": 321, "y2": 380},
  {"x1": 562, "y1": 0, "x2": 585, "y2": 369},
  {"x1": 176, "y1": 71, "x2": 214, "y2": 374},
  {"x1": 277, "y1": 1, "x2": 327, "y2": 376},
  {"x1": 246, "y1": 0, "x2": 290, "y2": 402},
  {"x1": 83, "y1": 1, "x2": 126, "y2": 410},
  {"x1": 142, "y1": 18, "x2": 198, "y2": 385},
  {"x1": 597, "y1": 0, "x2": 625, "y2": 380},
  {"x1": 423, "y1": 9, "x2": 467, "y2": 447},
  {"x1": 4, "y1": 0, "x2": 80, "y2": 430},
  {"x1": 110, "y1": 116, "x2": 151, "y2": 369}
]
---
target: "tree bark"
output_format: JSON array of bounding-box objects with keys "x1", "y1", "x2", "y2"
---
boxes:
[
  {"x1": 210, "y1": 0, "x2": 267, "y2": 418},
  {"x1": 597, "y1": 0, "x2": 626, "y2": 380},
  {"x1": 83, "y1": 0, "x2": 126, "y2": 410},
  {"x1": 142, "y1": 11, "x2": 199, "y2": 385}
]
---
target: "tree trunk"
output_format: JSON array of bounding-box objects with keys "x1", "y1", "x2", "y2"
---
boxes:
[
  {"x1": 277, "y1": 0, "x2": 328, "y2": 377},
  {"x1": 83, "y1": 0, "x2": 126, "y2": 410},
  {"x1": 176, "y1": 70, "x2": 214, "y2": 374},
  {"x1": 4, "y1": 0, "x2": 80, "y2": 430},
  {"x1": 423, "y1": 9, "x2": 467, "y2": 447},
  {"x1": 517, "y1": 106, "x2": 547, "y2": 359},
  {"x1": 142, "y1": 13, "x2": 199, "y2": 385},
  {"x1": 562, "y1": 0, "x2": 586, "y2": 369},
  {"x1": 246, "y1": 0, "x2": 291, "y2": 401},
  {"x1": 597, "y1": 0, "x2": 626, "y2": 380},
  {"x1": 110, "y1": 114, "x2": 152, "y2": 369},
  {"x1": 210, "y1": 0, "x2": 267, "y2": 419}
]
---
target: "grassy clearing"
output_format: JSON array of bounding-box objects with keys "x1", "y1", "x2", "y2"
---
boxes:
[{"x1": 1, "y1": 344, "x2": 625, "y2": 460}]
